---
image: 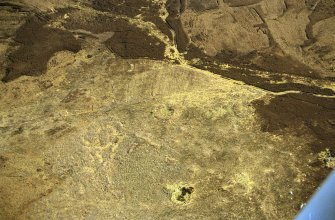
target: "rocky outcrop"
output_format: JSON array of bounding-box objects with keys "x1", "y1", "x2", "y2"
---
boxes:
[
  {"x1": 181, "y1": 0, "x2": 335, "y2": 78},
  {"x1": 0, "y1": 0, "x2": 334, "y2": 219}
]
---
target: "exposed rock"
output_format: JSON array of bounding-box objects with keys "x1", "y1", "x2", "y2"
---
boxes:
[
  {"x1": 166, "y1": 0, "x2": 190, "y2": 52},
  {"x1": 0, "y1": 0, "x2": 335, "y2": 219},
  {"x1": 181, "y1": 0, "x2": 335, "y2": 77},
  {"x1": 188, "y1": 0, "x2": 220, "y2": 11}
]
